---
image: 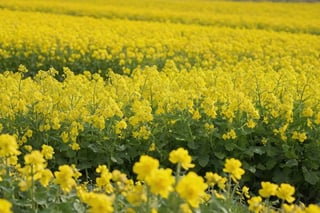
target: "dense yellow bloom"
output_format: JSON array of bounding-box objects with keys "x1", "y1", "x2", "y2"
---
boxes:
[
  {"x1": 125, "y1": 183, "x2": 147, "y2": 206},
  {"x1": 222, "y1": 129, "x2": 237, "y2": 140},
  {"x1": 145, "y1": 168, "x2": 175, "y2": 198},
  {"x1": 34, "y1": 169, "x2": 53, "y2": 187},
  {"x1": 248, "y1": 196, "x2": 263, "y2": 213},
  {"x1": 0, "y1": 134, "x2": 20, "y2": 157},
  {"x1": 41, "y1": 144, "x2": 54, "y2": 160},
  {"x1": 169, "y1": 148, "x2": 195, "y2": 170},
  {"x1": 0, "y1": 199, "x2": 13, "y2": 213},
  {"x1": 176, "y1": 172, "x2": 208, "y2": 208},
  {"x1": 179, "y1": 203, "x2": 193, "y2": 213},
  {"x1": 54, "y1": 165, "x2": 77, "y2": 193},
  {"x1": 133, "y1": 155, "x2": 159, "y2": 181},
  {"x1": 205, "y1": 172, "x2": 227, "y2": 189},
  {"x1": 305, "y1": 204, "x2": 320, "y2": 213},
  {"x1": 223, "y1": 158, "x2": 245, "y2": 182},
  {"x1": 24, "y1": 150, "x2": 46, "y2": 172},
  {"x1": 292, "y1": 131, "x2": 307, "y2": 143},
  {"x1": 81, "y1": 192, "x2": 114, "y2": 213},
  {"x1": 258, "y1": 181, "x2": 278, "y2": 198},
  {"x1": 96, "y1": 165, "x2": 113, "y2": 193},
  {"x1": 276, "y1": 183, "x2": 295, "y2": 203}
]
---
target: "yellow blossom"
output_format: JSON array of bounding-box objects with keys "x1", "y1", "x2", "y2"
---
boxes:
[
  {"x1": 0, "y1": 134, "x2": 20, "y2": 157},
  {"x1": 145, "y1": 168, "x2": 175, "y2": 198},
  {"x1": 205, "y1": 172, "x2": 226, "y2": 189},
  {"x1": 41, "y1": 144, "x2": 54, "y2": 160},
  {"x1": 126, "y1": 183, "x2": 147, "y2": 206},
  {"x1": 169, "y1": 148, "x2": 195, "y2": 170},
  {"x1": 258, "y1": 181, "x2": 278, "y2": 198},
  {"x1": 133, "y1": 155, "x2": 159, "y2": 181},
  {"x1": 276, "y1": 183, "x2": 295, "y2": 203},
  {"x1": 0, "y1": 199, "x2": 13, "y2": 213},
  {"x1": 305, "y1": 204, "x2": 320, "y2": 213},
  {"x1": 82, "y1": 192, "x2": 114, "y2": 213},
  {"x1": 292, "y1": 131, "x2": 307, "y2": 143},
  {"x1": 54, "y1": 165, "x2": 77, "y2": 193},
  {"x1": 223, "y1": 158, "x2": 245, "y2": 182},
  {"x1": 248, "y1": 196, "x2": 263, "y2": 213},
  {"x1": 24, "y1": 150, "x2": 46, "y2": 172},
  {"x1": 176, "y1": 172, "x2": 208, "y2": 208}
]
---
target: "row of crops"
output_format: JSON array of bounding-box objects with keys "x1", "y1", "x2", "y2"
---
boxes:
[{"x1": 0, "y1": 0, "x2": 320, "y2": 212}]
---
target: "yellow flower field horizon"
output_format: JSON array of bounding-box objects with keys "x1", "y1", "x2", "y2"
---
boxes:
[{"x1": 0, "y1": 0, "x2": 320, "y2": 212}]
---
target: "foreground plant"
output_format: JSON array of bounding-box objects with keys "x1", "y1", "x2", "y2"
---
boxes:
[{"x1": 0, "y1": 135, "x2": 320, "y2": 212}]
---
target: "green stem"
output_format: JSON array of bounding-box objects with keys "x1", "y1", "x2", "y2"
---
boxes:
[
  {"x1": 175, "y1": 163, "x2": 181, "y2": 184},
  {"x1": 31, "y1": 165, "x2": 37, "y2": 212}
]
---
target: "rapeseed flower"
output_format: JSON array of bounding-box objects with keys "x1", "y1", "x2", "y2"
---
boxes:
[
  {"x1": 34, "y1": 169, "x2": 53, "y2": 187},
  {"x1": 248, "y1": 196, "x2": 263, "y2": 213},
  {"x1": 292, "y1": 131, "x2": 307, "y2": 143},
  {"x1": 54, "y1": 165, "x2": 77, "y2": 193},
  {"x1": 258, "y1": 181, "x2": 278, "y2": 198},
  {"x1": 145, "y1": 168, "x2": 175, "y2": 198},
  {"x1": 276, "y1": 183, "x2": 295, "y2": 203},
  {"x1": 133, "y1": 155, "x2": 159, "y2": 181},
  {"x1": 305, "y1": 204, "x2": 320, "y2": 213},
  {"x1": 223, "y1": 158, "x2": 245, "y2": 182},
  {"x1": 0, "y1": 199, "x2": 13, "y2": 213},
  {"x1": 125, "y1": 183, "x2": 147, "y2": 206},
  {"x1": 0, "y1": 134, "x2": 20, "y2": 157},
  {"x1": 41, "y1": 144, "x2": 54, "y2": 160},
  {"x1": 176, "y1": 172, "x2": 208, "y2": 208},
  {"x1": 169, "y1": 148, "x2": 194, "y2": 170},
  {"x1": 205, "y1": 172, "x2": 227, "y2": 189},
  {"x1": 24, "y1": 150, "x2": 46, "y2": 172},
  {"x1": 82, "y1": 192, "x2": 114, "y2": 213},
  {"x1": 96, "y1": 165, "x2": 113, "y2": 193}
]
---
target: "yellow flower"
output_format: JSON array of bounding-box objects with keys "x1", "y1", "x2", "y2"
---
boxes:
[
  {"x1": 133, "y1": 155, "x2": 159, "y2": 181},
  {"x1": 305, "y1": 204, "x2": 320, "y2": 213},
  {"x1": 223, "y1": 158, "x2": 245, "y2": 182},
  {"x1": 179, "y1": 203, "x2": 193, "y2": 213},
  {"x1": 176, "y1": 172, "x2": 208, "y2": 208},
  {"x1": 41, "y1": 144, "x2": 54, "y2": 160},
  {"x1": 258, "y1": 181, "x2": 278, "y2": 198},
  {"x1": 82, "y1": 192, "x2": 114, "y2": 213},
  {"x1": 126, "y1": 183, "x2": 147, "y2": 206},
  {"x1": 242, "y1": 186, "x2": 250, "y2": 199},
  {"x1": 246, "y1": 119, "x2": 256, "y2": 129},
  {"x1": 54, "y1": 165, "x2": 77, "y2": 193},
  {"x1": 169, "y1": 148, "x2": 195, "y2": 170},
  {"x1": 34, "y1": 169, "x2": 53, "y2": 187},
  {"x1": 292, "y1": 131, "x2": 307, "y2": 143},
  {"x1": 248, "y1": 196, "x2": 263, "y2": 213},
  {"x1": 24, "y1": 150, "x2": 46, "y2": 172},
  {"x1": 145, "y1": 168, "x2": 175, "y2": 198},
  {"x1": 115, "y1": 119, "x2": 127, "y2": 134},
  {"x1": 205, "y1": 172, "x2": 226, "y2": 189},
  {"x1": 96, "y1": 165, "x2": 113, "y2": 193},
  {"x1": 0, "y1": 134, "x2": 20, "y2": 157},
  {"x1": 0, "y1": 199, "x2": 13, "y2": 213},
  {"x1": 276, "y1": 183, "x2": 295, "y2": 203},
  {"x1": 222, "y1": 129, "x2": 237, "y2": 140}
]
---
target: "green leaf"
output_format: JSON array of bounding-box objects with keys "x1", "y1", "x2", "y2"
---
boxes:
[
  {"x1": 198, "y1": 154, "x2": 209, "y2": 167},
  {"x1": 302, "y1": 167, "x2": 319, "y2": 185},
  {"x1": 247, "y1": 166, "x2": 256, "y2": 173},
  {"x1": 284, "y1": 159, "x2": 298, "y2": 168},
  {"x1": 225, "y1": 142, "x2": 234, "y2": 151},
  {"x1": 73, "y1": 200, "x2": 86, "y2": 213},
  {"x1": 88, "y1": 144, "x2": 100, "y2": 153},
  {"x1": 251, "y1": 146, "x2": 265, "y2": 155},
  {"x1": 187, "y1": 140, "x2": 198, "y2": 150},
  {"x1": 214, "y1": 152, "x2": 225, "y2": 160}
]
